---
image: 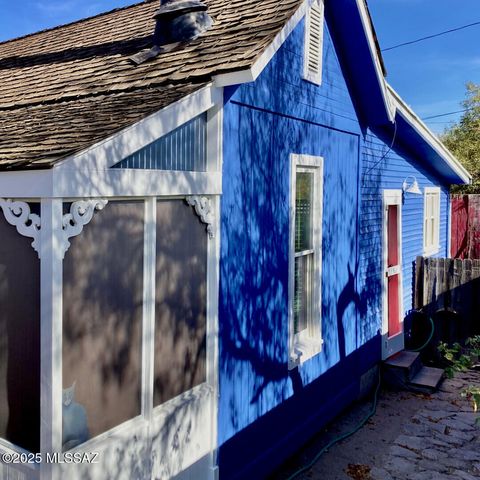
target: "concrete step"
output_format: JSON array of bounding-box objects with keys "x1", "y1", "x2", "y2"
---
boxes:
[
  {"x1": 383, "y1": 350, "x2": 445, "y2": 393},
  {"x1": 384, "y1": 350, "x2": 423, "y2": 382},
  {"x1": 409, "y1": 366, "x2": 444, "y2": 393}
]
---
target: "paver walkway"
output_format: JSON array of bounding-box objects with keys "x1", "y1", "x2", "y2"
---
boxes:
[
  {"x1": 273, "y1": 370, "x2": 480, "y2": 480},
  {"x1": 372, "y1": 370, "x2": 480, "y2": 480}
]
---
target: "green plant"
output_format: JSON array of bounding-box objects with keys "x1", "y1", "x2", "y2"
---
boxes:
[
  {"x1": 461, "y1": 386, "x2": 480, "y2": 421},
  {"x1": 465, "y1": 336, "x2": 480, "y2": 355},
  {"x1": 437, "y1": 341, "x2": 473, "y2": 378},
  {"x1": 438, "y1": 338, "x2": 480, "y2": 424},
  {"x1": 442, "y1": 82, "x2": 480, "y2": 194}
]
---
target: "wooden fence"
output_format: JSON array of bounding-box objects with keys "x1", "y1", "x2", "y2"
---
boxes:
[
  {"x1": 451, "y1": 194, "x2": 480, "y2": 259},
  {"x1": 415, "y1": 256, "x2": 480, "y2": 336}
]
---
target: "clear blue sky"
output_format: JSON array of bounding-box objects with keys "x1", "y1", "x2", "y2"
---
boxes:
[
  {"x1": 369, "y1": 0, "x2": 480, "y2": 133},
  {"x1": 0, "y1": 0, "x2": 478, "y2": 134}
]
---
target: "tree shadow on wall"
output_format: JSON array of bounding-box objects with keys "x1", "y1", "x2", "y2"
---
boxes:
[{"x1": 219, "y1": 104, "x2": 386, "y2": 441}]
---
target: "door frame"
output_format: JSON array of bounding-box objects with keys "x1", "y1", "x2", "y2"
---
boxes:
[{"x1": 381, "y1": 190, "x2": 404, "y2": 360}]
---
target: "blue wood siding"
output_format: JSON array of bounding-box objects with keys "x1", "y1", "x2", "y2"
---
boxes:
[
  {"x1": 219, "y1": 18, "x2": 371, "y2": 479},
  {"x1": 359, "y1": 128, "x2": 450, "y2": 342},
  {"x1": 218, "y1": 13, "x2": 451, "y2": 480},
  {"x1": 228, "y1": 19, "x2": 360, "y2": 135},
  {"x1": 112, "y1": 113, "x2": 207, "y2": 171}
]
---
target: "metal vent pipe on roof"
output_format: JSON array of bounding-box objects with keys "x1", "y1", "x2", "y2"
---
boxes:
[
  {"x1": 130, "y1": 0, "x2": 213, "y2": 65},
  {"x1": 153, "y1": 0, "x2": 213, "y2": 46}
]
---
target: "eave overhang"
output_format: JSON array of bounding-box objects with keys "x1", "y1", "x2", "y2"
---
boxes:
[
  {"x1": 388, "y1": 85, "x2": 471, "y2": 185},
  {"x1": 325, "y1": 0, "x2": 395, "y2": 127}
]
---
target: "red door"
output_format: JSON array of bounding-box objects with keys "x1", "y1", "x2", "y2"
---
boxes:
[{"x1": 387, "y1": 205, "x2": 401, "y2": 337}]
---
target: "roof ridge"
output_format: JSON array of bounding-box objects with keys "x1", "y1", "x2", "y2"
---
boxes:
[{"x1": 0, "y1": 0, "x2": 155, "y2": 47}]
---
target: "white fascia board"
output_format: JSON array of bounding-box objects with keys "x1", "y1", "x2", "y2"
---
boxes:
[
  {"x1": 388, "y1": 84, "x2": 472, "y2": 185},
  {"x1": 0, "y1": 168, "x2": 222, "y2": 199},
  {"x1": 51, "y1": 168, "x2": 222, "y2": 198},
  {"x1": 0, "y1": 169, "x2": 54, "y2": 199},
  {"x1": 54, "y1": 83, "x2": 222, "y2": 172},
  {"x1": 214, "y1": 0, "x2": 314, "y2": 87},
  {"x1": 355, "y1": 0, "x2": 395, "y2": 123}
]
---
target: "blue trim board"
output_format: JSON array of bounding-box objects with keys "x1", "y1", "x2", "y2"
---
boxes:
[{"x1": 325, "y1": 0, "x2": 391, "y2": 128}]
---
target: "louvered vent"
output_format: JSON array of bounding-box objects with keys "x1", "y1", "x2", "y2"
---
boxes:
[
  {"x1": 112, "y1": 113, "x2": 207, "y2": 171},
  {"x1": 303, "y1": 1, "x2": 324, "y2": 85}
]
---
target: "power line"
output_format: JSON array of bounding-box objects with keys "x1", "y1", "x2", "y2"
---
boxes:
[
  {"x1": 422, "y1": 108, "x2": 471, "y2": 120},
  {"x1": 426, "y1": 121, "x2": 457, "y2": 124},
  {"x1": 382, "y1": 20, "x2": 480, "y2": 52}
]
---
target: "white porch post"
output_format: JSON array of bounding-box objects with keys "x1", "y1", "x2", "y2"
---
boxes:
[
  {"x1": 207, "y1": 195, "x2": 220, "y2": 478},
  {"x1": 40, "y1": 198, "x2": 63, "y2": 480},
  {"x1": 142, "y1": 197, "x2": 156, "y2": 421}
]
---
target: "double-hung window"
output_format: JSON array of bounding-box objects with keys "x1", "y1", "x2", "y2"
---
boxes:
[
  {"x1": 423, "y1": 187, "x2": 440, "y2": 255},
  {"x1": 289, "y1": 154, "x2": 323, "y2": 368}
]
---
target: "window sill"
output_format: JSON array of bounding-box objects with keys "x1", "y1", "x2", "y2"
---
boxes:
[{"x1": 288, "y1": 337, "x2": 323, "y2": 370}]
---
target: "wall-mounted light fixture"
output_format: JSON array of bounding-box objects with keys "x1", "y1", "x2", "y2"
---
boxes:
[{"x1": 402, "y1": 176, "x2": 422, "y2": 195}]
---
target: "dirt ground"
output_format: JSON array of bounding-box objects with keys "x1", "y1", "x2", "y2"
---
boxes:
[{"x1": 271, "y1": 371, "x2": 480, "y2": 480}]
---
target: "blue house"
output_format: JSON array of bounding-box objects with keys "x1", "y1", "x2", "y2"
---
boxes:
[{"x1": 0, "y1": 0, "x2": 470, "y2": 479}]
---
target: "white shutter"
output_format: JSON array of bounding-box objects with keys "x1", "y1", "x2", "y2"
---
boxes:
[
  {"x1": 433, "y1": 191, "x2": 440, "y2": 248},
  {"x1": 423, "y1": 187, "x2": 441, "y2": 255},
  {"x1": 303, "y1": 0, "x2": 324, "y2": 85}
]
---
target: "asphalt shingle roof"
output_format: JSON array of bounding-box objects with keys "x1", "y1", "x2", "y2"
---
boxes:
[{"x1": 0, "y1": 0, "x2": 304, "y2": 170}]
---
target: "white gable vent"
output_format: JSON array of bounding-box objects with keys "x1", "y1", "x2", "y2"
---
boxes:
[{"x1": 303, "y1": 0, "x2": 324, "y2": 85}]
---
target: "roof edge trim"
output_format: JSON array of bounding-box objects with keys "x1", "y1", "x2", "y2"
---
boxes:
[
  {"x1": 355, "y1": 0, "x2": 395, "y2": 123},
  {"x1": 214, "y1": 0, "x2": 313, "y2": 87},
  {"x1": 388, "y1": 84, "x2": 471, "y2": 185},
  {"x1": 54, "y1": 83, "x2": 222, "y2": 173}
]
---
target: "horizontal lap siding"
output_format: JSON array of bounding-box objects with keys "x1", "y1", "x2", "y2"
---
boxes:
[
  {"x1": 231, "y1": 23, "x2": 360, "y2": 134},
  {"x1": 219, "y1": 18, "x2": 372, "y2": 479},
  {"x1": 359, "y1": 130, "x2": 449, "y2": 343},
  {"x1": 219, "y1": 12, "x2": 451, "y2": 479}
]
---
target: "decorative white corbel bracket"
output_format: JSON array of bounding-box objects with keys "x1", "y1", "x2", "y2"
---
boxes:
[
  {"x1": 61, "y1": 199, "x2": 108, "y2": 257},
  {"x1": 186, "y1": 196, "x2": 215, "y2": 239},
  {"x1": 0, "y1": 199, "x2": 41, "y2": 257}
]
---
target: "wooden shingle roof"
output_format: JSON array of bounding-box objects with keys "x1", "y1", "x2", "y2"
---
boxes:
[{"x1": 0, "y1": 0, "x2": 303, "y2": 170}]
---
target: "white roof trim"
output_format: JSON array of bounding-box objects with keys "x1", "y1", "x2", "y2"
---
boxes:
[
  {"x1": 388, "y1": 84, "x2": 471, "y2": 184},
  {"x1": 54, "y1": 83, "x2": 222, "y2": 172},
  {"x1": 214, "y1": 0, "x2": 314, "y2": 87},
  {"x1": 355, "y1": 0, "x2": 395, "y2": 123}
]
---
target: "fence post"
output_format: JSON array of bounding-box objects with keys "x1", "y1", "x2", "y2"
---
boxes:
[{"x1": 415, "y1": 256, "x2": 424, "y2": 309}]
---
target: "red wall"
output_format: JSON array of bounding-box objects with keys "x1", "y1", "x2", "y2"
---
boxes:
[{"x1": 451, "y1": 195, "x2": 480, "y2": 259}]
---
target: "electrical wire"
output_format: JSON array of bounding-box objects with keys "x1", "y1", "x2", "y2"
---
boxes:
[
  {"x1": 382, "y1": 20, "x2": 480, "y2": 52},
  {"x1": 422, "y1": 108, "x2": 472, "y2": 120},
  {"x1": 425, "y1": 121, "x2": 457, "y2": 125},
  {"x1": 285, "y1": 372, "x2": 382, "y2": 480},
  {"x1": 362, "y1": 120, "x2": 397, "y2": 184}
]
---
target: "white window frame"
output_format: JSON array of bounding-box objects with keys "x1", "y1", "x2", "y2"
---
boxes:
[
  {"x1": 288, "y1": 154, "x2": 323, "y2": 369},
  {"x1": 302, "y1": 0, "x2": 325, "y2": 86},
  {"x1": 423, "y1": 186, "x2": 441, "y2": 256},
  {"x1": 381, "y1": 189, "x2": 404, "y2": 360}
]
